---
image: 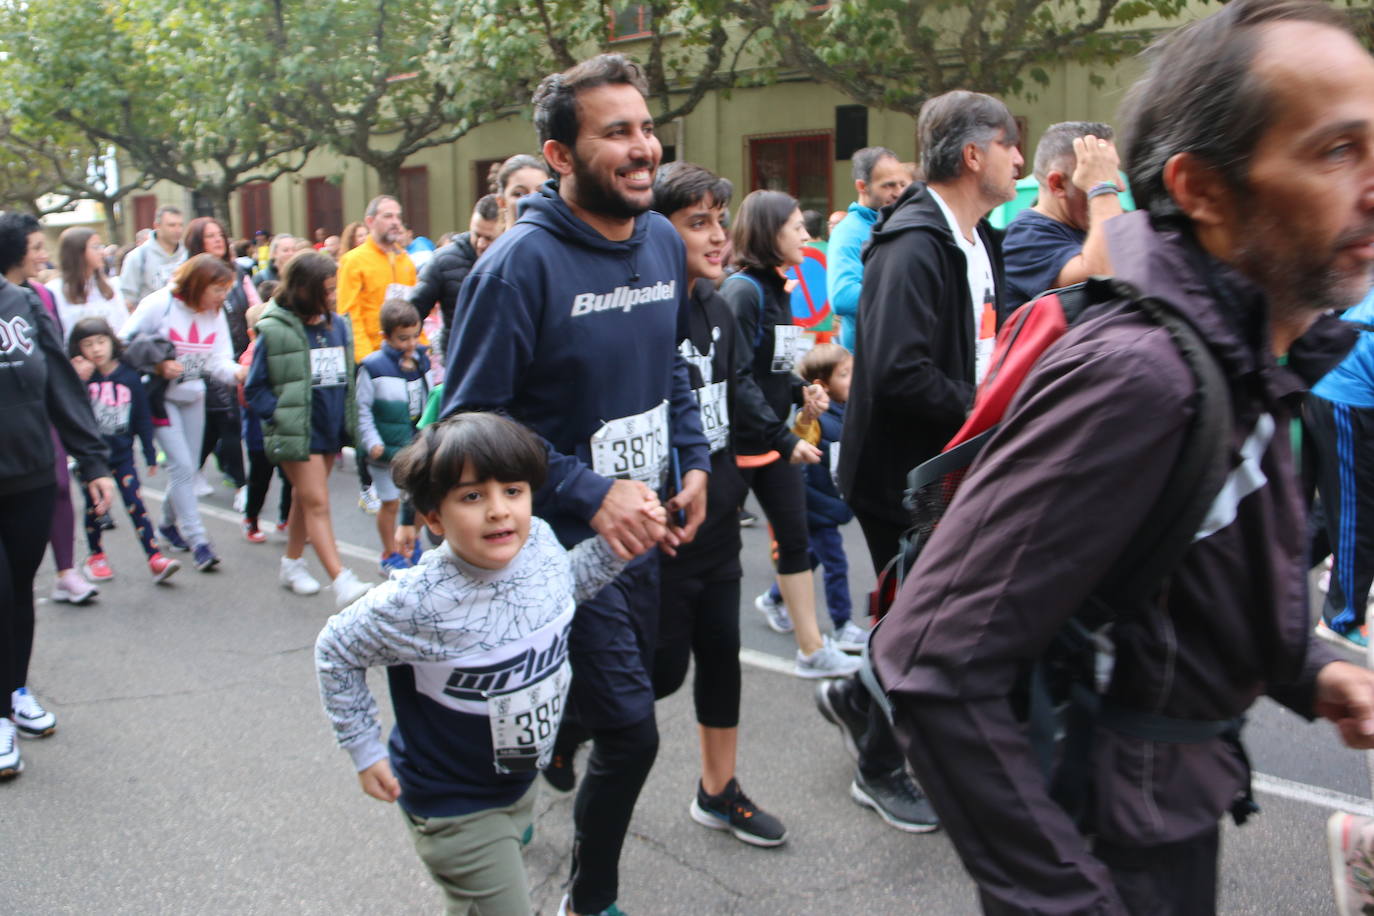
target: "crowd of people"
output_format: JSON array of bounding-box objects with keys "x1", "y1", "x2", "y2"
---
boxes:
[{"x1": 12, "y1": 0, "x2": 1374, "y2": 913}]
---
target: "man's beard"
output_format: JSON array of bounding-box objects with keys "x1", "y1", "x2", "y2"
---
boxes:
[
  {"x1": 1236, "y1": 206, "x2": 1374, "y2": 323},
  {"x1": 569, "y1": 151, "x2": 653, "y2": 221}
]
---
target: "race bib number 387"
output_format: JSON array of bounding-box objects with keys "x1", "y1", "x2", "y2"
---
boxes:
[{"x1": 590, "y1": 400, "x2": 670, "y2": 488}]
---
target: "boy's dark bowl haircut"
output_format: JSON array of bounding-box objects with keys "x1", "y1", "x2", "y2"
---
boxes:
[{"x1": 393, "y1": 412, "x2": 549, "y2": 516}]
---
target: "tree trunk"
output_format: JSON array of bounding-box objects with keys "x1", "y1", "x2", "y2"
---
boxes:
[
  {"x1": 100, "y1": 196, "x2": 120, "y2": 244},
  {"x1": 373, "y1": 157, "x2": 404, "y2": 199},
  {"x1": 209, "y1": 185, "x2": 234, "y2": 235}
]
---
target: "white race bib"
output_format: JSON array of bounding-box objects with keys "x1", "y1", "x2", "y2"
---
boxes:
[
  {"x1": 311, "y1": 346, "x2": 347, "y2": 388},
  {"x1": 772, "y1": 325, "x2": 803, "y2": 373},
  {"x1": 178, "y1": 350, "x2": 210, "y2": 382},
  {"x1": 485, "y1": 659, "x2": 572, "y2": 774},
  {"x1": 696, "y1": 381, "x2": 730, "y2": 454},
  {"x1": 385, "y1": 282, "x2": 416, "y2": 303},
  {"x1": 590, "y1": 401, "x2": 669, "y2": 488},
  {"x1": 406, "y1": 377, "x2": 427, "y2": 421}
]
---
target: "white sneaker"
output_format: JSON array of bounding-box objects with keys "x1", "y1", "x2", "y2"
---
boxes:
[
  {"x1": 193, "y1": 472, "x2": 214, "y2": 497},
  {"x1": 833, "y1": 621, "x2": 869, "y2": 654},
  {"x1": 794, "y1": 637, "x2": 863, "y2": 679},
  {"x1": 279, "y1": 557, "x2": 321, "y2": 596},
  {"x1": 52, "y1": 570, "x2": 98, "y2": 605},
  {"x1": 754, "y1": 590, "x2": 793, "y2": 634},
  {"x1": 332, "y1": 568, "x2": 371, "y2": 609},
  {"x1": 232, "y1": 486, "x2": 247, "y2": 514},
  {"x1": 0, "y1": 719, "x2": 21, "y2": 778},
  {"x1": 11, "y1": 687, "x2": 55, "y2": 737},
  {"x1": 358, "y1": 486, "x2": 381, "y2": 515}
]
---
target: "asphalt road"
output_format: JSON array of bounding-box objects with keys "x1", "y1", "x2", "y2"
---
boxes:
[{"x1": 3, "y1": 458, "x2": 1368, "y2": 914}]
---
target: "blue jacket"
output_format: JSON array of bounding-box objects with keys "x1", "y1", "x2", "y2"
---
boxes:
[
  {"x1": 804, "y1": 402, "x2": 853, "y2": 529},
  {"x1": 827, "y1": 202, "x2": 879, "y2": 351},
  {"x1": 357, "y1": 343, "x2": 431, "y2": 462},
  {"x1": 1312, "y1": 290, "x2": 1374, "y2": 408},
  {"x1": 440, "y1": 181, "x2": 710, "y2": 546}
]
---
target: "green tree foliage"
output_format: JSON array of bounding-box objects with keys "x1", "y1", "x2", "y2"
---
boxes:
[
  {"x1": 722, "y1": 0, "x2": 1199, "y2": 115},
  {"x1": 3, "y1": 0, "x2": 311, "y2": 231}
]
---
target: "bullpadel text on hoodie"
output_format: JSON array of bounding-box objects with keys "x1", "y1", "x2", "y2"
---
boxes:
[{"x1": 441, "y1": 182, "x2": 710, "y2": 547}]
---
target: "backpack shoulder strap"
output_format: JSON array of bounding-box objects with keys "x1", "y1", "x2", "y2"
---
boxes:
[
  {"x1": 724, "y1": 272, "x2": 768, "y2": 348},
  {"x1": 1094, "y1": 287, "x2": 1234, "y2": 608}
]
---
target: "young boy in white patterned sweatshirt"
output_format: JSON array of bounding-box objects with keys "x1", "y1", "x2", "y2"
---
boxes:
[{"x1": 315, "y1": 411, "x2": 665, "y2": 915}]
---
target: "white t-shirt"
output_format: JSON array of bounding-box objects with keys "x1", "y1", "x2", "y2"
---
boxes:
[
  {"x1": 46, "y1": 276, "x2": 127, "y2": 343},
  {"x1": 927, "y1": 187, "x2": 997, "y2": 384}
]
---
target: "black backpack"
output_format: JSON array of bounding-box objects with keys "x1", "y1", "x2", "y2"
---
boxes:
[{"x1": 861, "y1": 278, "x2": 1258, "y2": 829}]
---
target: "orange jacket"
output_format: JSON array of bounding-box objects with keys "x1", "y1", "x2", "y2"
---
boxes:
[{"x1": 337, "y1": 237, "x2": 417, "y2": 362}]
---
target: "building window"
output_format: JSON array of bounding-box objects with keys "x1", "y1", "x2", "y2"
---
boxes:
[
  {"x1": 610, "y1": 3, "x2": 653, "y2": 41},
  {"x1": 399, "y1": 166, "x2": 431, "y2": 239},
  {"x1": 748, "y1": 132, "x2": 833, "y2": 216},
  {"x1": 240, "y1": 182, "x2": 272, "y2": 237},
  {"x1": 305, "y1": 178, "x2": 344, "y2": 238}
]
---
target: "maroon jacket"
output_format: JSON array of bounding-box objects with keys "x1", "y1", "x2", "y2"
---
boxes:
[{"x1": 872, "y1": 212, "x2": 1352, "y2": 914}]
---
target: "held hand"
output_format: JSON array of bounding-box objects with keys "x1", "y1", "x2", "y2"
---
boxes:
[
  {"x1": 71, "y1": 355, "x2": 94, "y2": 381},
  {"x1": 590, "y1": 478, "x2": 660, "y2": 560},
  {"x1": 157, "y1": 359, "x2": 184, "y2": 380},
  {"x1": 790, "y1": 439, "x2": 823, "y2": 464},
  {"x1": 395, "y1": 525, "x2": 417, "y2": 558},
  {"x1": 801, "y1": 383, "x2": 829, "y2": 422},
  {"x1": 1315, "y1": 660, "x2": 1374, "y2": 749},
  {"x1": 358, "y1": 759, "x2": 401, "y2": 803},
  {"x1": 1071, "y1": 135, "x2": 1123, "y2": 193},
  {"x1": 369, "y1": 444, "x2": 384, "y2": 461},
  {"x1": 663, "y1": 468, "x2": 708, "y2": 550},
  {"x1": 234, "y1": 363, "x2": 249, "y2": 384},
  {"x1": 87, "y1": 477, "x2": 115, "y2": 516}
]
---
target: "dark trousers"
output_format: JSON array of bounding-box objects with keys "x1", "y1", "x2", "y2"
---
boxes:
[
  {"x1": 245, "y1": 449, "x2": 293, "y2": 525},
  {"x1": 1096, "y1": 827, "x2": 1220, "y2": 916},
  {"x1": 85, "y1": 457, "x2": 157, "y2": 557},
  {"x1": 1306, "y1": 394, "x2": 1374, "y2": 631},
  {"x1": 200, "y1": 395, "x2": 246, "y2": 490},
  {"x1": 739, "y1": 459, "x2": 811, "y2": 574},
  {"x1": 2, "y1": 485, "x2": 55, "y2": 716},
  {"x1": 850, "y1": 510, "x2": 909, "y2": 777},
  {"x1": 563, "y1": 560, "x2": 661, "y2": 913},
  {"x1": 653, "y1": 575, "x2": 742, "y2": 728},
  {"x1": 768, "y1": 524, "x2": 853, "y2": 626}
]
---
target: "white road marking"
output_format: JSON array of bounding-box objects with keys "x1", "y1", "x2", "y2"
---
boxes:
[{"x1": 147, "y1": 487, "x2": 1374, "y2": 817}]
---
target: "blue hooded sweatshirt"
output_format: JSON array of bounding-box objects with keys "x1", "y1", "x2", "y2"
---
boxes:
[{"x1": 440, "y1": 181, "x2": 710, "y2": 546}]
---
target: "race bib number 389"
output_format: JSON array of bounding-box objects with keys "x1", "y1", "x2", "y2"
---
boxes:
[
  {"x1": 486, "y1": 661, "x2": 572, "y2": 774},
  {"x1": 590, "y1": 401, "x2": 670, "y2": 488}
]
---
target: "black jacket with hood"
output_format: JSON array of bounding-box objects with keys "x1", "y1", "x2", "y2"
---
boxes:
[
  {"x1": 411, "y1": 232, "x2": 478, "y2": 336},
  {"x1": 718, "y1": 266, "x2": 805, "y2": 457},
  {"x1": 836, "y1": 181, "x2": 1006, "y2": 528},
  {"x1": 872, "y1": 211, "x2": 1350, "y2": 914},
  {"x1": 0, "y1": 278, "x2": 109, "y2": 495}
]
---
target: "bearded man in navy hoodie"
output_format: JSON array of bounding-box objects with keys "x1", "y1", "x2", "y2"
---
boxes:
[{"x1": 441, "y1": 54, "x2": 709, "y2": 916}]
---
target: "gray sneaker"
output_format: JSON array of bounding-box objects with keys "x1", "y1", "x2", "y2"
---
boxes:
[
  {"x1": 794, "y1": 637, "x2": 862, "y2": 679},
  {"x1": 850, "y1": 768, "x2": 940, "y2": 833},
  {"x1": 833, "y1": 621, "x2": 868, "y2": 653},
  {"x1": 754, "y1": 590, "x2": 793, "y2": 634}
]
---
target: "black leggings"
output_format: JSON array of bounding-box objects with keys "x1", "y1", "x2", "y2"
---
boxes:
[
  {"x1": 569, "y1": 714, "x2": 659, "y2": 913},
  {"x1": 200, "y1": 400, "x2": 246, "y2": 489},
  {"x1": 2, "y1": 485, "x2": 56, "y2": 717},
  {"x1": 245, "y1": 449, "x2": 293, "y2": 525},
  {"x1": 740, "y1": 458, "x2": 810, "y2": 574},
  {"x1": 653, "y1": 576, "x2": 741, "y2": 728}
]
